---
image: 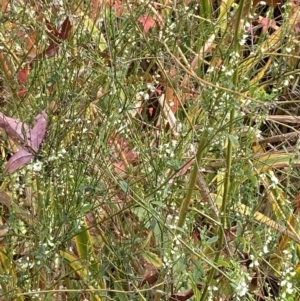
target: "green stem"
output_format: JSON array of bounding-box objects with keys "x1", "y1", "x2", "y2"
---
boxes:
[
  {"x1": 199, "y1": 0, "x2": 245, "y2": 299},
  {"x1": 200, "y1": 0, "x2": 211, "y2": 19},
  {"x1": 176, "y1": 129, "x2": 208, "y2": 230}
]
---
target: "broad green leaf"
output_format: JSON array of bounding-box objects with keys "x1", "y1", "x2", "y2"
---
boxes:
[
  {"x1": 207, "y1": 236, "x2": 219, "y2": 244},
  {"x1": 141, "y1": 251, "x2": 162, "y2": 268},
  {"x1": 228, "y1": 134, "x2": 239, "y2": 148},
  {"x1": 217, "y1": 259, "x2": 231, "y2": 268}
]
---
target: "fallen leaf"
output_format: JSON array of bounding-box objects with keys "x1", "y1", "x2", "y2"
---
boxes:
[
  {"x1": 170, "y1": 289, "x2": 194, "y2": 301},
  {"x1": 58, "y1": 17, "x2": 72, "y2": 40},
  {"x1": 138, "y1": 262, "x2": 158, "y2": 287},
  {"x1": 113, "y1": 0, "x2": 123, "y2": 17},
  {"x1": 0, "y1": 0, "x2": 8, "y2": 13},
  {"x1": 170, "y1": 284, "x2": 203, "y2": 301},
  {"x1": 36, "y1": 18, "x2": 72, "y2": 60},
  {"x1": 45, "y1": 19, "x2": 60, "y2": 44},
  {"x1": 27, "y1": 111, "x2": 47, "y2": 151},
  {"x1": 141, "y1": 250, "x2": 162, "y2": 268},
  {"x1": 0, "y1": 113, "x2": 29, "y2": 146},
  {"x1": 18, "y1": 87, "x2": 27, "y2": 98},
  {"x1": 253, "y1": 0, "x2": 277, "y2": 7},
  {"x1": 138, "y1": 15, "x2": 156, "y2": 34},
  {"x1": 4, "y1": 148, "x2": 34, "y2": 174},
  {"x1": 0, "y1": 111, "x2": 47, "y2": 173},
  {"x1": 17, "y1": 65, "x2": 30, "y2": 84},
  {"x1": 91, "y1": 0, "x2": 101, "y2": 19}
]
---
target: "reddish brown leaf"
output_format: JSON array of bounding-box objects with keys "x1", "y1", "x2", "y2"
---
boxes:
[
  {"x1": 138, "y1": 15, "x2": 156, "y2": 34},
  {"x1": 36, "y1": 18, "x2": 72, "y2": 60},
  {"x1": 17, "y1": 65, "x2": 30, "y2": 84},
  {"x1": 58, "y1": 17, "x2": 72, "y2": 40},
  {"x1": 44, "y1": 44, "x2": 60, "y2": 58},
  {"x1": 138, "y1": 263, "x2": 158, "y2": 287},
  {"x1": 91, "y1": 0, "x2": 101, "y2": 19},
  {"x1": 45, "y1": 20, "x2": 60, "y2": 44},
  {"x1": 170, "y1": 289, "x2": 194, "y2": 301},
  {"x1": 108, "y1": 134, "x2": 138, "y2": 175},
  {"x1": 18, "y1": 87, "x2": 26, "y2": 98},
  {"x1": 170, "y1": 284, "x2": 203, "y2": 301},
  {"x1": 294, "y1": 193, "x2": 300, "y2": 214},
  {"x1": 16, "y1": 30, "x2": 37, "y2": 59},
  {"x1": 253, "y1": 0, "x2": 277, "y2": 7},
  {"x1": 0, "y1": 0, "x2": 8, "y2": 13},
  {"x1": 169, "y1": 160, "x2": 193, "y2": 184}
]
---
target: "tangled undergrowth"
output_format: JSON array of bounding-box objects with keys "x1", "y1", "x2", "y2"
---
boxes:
[{"x1": 0, "y1": 0, "x2": 300, "y2": 300}]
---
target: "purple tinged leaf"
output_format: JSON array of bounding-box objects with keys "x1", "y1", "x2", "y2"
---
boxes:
[
  {"x1": 27, "y1": 110, "x2": 47, "y2": 151},
  {"x1": 0, "y1": 110, "x2": 48, "y2": 174},
  {"x1": 0, "y1": 112, "x2": 29, "y2": 145},
  {"x1": 4, "y1": 148, "x2": 34, "y2": 174}
]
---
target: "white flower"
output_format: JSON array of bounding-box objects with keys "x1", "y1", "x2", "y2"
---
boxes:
[
  {"x1": 269, "y1": 171, "x2": 279, "y2": 188},
  {"x1": 32, "y1": 160, "x2": 43, "y2": 172},
  {"x1": 236, "y1": 279, "x2": 248, "y2": 297}
]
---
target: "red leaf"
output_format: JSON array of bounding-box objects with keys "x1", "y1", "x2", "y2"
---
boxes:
[
  {"x1": 170, "y1": 97, "x2": 179, "y2": 113},
  {"x1": 113, "y1": 1, "x2": 123, "y2": 17},
  {"x1": 58, "y1": 17, "x2": 72, "y2": 40},
  {"x1": 4, "y1": 148, "x2": 34, "y2": 174},
  {"x1": 138, "y1": 15, "x2": 156, "y2": 34},
  {"x1": 18, "y1": 87, "x2": 27, "y2": 98},
  {"x1": 17, "y1": 65, "x2": 30, "y2": 84},
  {"x1": 17, "y1": 64, "x2": 30, "y2": 97}
]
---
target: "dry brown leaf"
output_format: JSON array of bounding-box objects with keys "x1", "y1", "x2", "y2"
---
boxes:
[{"x1": 138, "y1": 262, "x2": 158, "y2": 287}]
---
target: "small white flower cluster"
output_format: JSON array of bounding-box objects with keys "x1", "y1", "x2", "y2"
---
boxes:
[
  {"x1": 16, "y1": 256, "x2": 35, "y2": 270},
  {"x1": 268, "y1": 170, "x2": 279, "y2": 189},
  {"x1": 137, "y1": 90, "x2": 150, "y2": 101},
  {"x1": 48, "y1": 148, "x2": 67, "y2": 161},
  {"x1": 158, "y1": 140, "x2": 177, "y2": 159},
  {"x1": 12, "y1": 173, "x2": 26, "y2": 196},
  {"x1": 162, "y1": 234, "x2": 184, "y2": 274},
  {"x1": 229, "y1": 52, "x2": 240, "y2": 67},
  {"x1": 258, "y1": 229, "x2": 273, "y2": 255},
  {"x1": 114, "y1": 116, "x2": 132, "y2": 135},
  {"x1": 27, "y1": 160, "x2": 43, "y2": 172},
  {"x1": 249, "y1": 254, "x2": 259, "y2": 268},
  {"x1": 207, "y1": 286, "x2": 219, "y2": 301},
  {"x1": 279, "y1": 250, "x2": 296, "y2": 299},
  {"x1": 235, "y1": 277, "x2": 248, "y2": 297},
  {"x1": 28, "y1": 288, "x2": 41, "y2": 299},
  {"x1": 163, "y1": 253, "x2": 174, "y2": 271},
  {"x1": 229, "y1": 263, "x2": 251, "y2": 299}
]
